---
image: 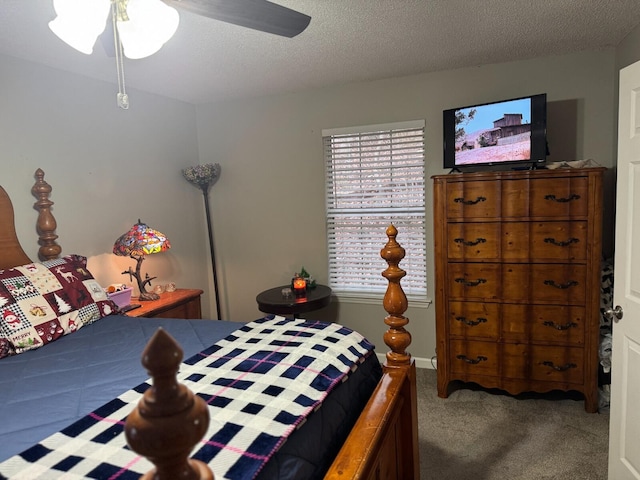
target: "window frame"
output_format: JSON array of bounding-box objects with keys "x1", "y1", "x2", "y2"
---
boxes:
[{"x1": 322, "y1": 120, "x2": 427, "y2": 302}]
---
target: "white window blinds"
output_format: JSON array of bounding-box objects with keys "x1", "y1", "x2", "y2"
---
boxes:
[{"x1": 323, "y1": 120, "x2": 427, "y2": 298}]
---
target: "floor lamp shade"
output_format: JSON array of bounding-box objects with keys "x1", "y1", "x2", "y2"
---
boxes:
[{"x1": 182, "y1": 163, "x2": 222, "y2": 320}]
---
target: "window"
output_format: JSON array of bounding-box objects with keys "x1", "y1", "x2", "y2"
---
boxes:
[{"x1": 322, "y1": 120, "x2": 427, "y2": 299}]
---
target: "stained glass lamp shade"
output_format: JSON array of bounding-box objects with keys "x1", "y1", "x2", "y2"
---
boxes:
[{"x1": 113, "y1": 220, "x2": 171, "y2": 301}]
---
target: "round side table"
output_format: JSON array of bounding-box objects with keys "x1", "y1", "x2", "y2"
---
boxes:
[{"x1": 256, "y1": 284, "x2": 332, "y2": 318}]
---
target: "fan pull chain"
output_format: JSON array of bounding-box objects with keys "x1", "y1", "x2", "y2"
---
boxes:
[{"x1": 112, "y1": 1, "x2": 129, "y2": 110}]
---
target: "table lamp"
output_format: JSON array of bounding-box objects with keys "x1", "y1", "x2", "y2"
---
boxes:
[{"x1": 113, "y1": 220, "x2": 171, "y2": 301}]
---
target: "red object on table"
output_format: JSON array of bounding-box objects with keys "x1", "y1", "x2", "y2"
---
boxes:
[{"x1": 293, "y1": 277, "x2": 306, "y2": 297}]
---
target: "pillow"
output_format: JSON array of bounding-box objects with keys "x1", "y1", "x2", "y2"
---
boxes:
[{"x1": 0, "y1": 254, "x2": 118, "y2": 358}]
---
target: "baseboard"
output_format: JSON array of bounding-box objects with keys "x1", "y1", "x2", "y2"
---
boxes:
[{"x1": 376, "y1": 353, "x2": 436, "y2": 370}]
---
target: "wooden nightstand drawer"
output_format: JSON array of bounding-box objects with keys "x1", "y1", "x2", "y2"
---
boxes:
[{"x1": 126, "y1": 288, "x2": 203, "y2": 319}]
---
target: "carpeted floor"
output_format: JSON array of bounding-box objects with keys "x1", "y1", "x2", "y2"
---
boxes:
[{"x1": 416, "y1": 368, "x2": 610, "y2": 480}]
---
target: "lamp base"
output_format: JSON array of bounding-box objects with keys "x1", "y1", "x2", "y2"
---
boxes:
[{"x1": 139, "y1": 291, "x2": 160, "y2": 301}]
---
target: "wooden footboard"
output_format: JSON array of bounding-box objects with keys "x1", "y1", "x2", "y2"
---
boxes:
[
  {"x1": 123, "y1": 225, "x2": 420, "y2": 480},
  {"x1": 325, "y1": 225, "x2": 419, "y2": 479},
  {"x1": 326, "y1": 365, "x2": 418, "y2": 480}
]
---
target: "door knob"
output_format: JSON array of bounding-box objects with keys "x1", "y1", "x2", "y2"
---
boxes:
[{"x1": 604, "y1": 305, "x2": 624, "y2": 321}]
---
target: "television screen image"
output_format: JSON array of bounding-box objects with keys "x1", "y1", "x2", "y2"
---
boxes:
[{"x1": 443, "y1": 94, "x2": 547, "y2": 169}]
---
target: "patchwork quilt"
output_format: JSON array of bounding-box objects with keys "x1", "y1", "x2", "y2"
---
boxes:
[{"x1": 0, "y1": 316, "x2": 375, "y2": 480}]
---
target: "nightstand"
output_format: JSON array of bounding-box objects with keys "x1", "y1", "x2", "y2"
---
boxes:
[
  {"x1": 256, "y1": 284, "x2": 332, "y2": 318},
  {"x1": 126, "y1": 288, "x2": 204, "y2": 319}
]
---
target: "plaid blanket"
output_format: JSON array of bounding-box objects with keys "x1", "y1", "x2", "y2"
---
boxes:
[{"x1": 0, "y1": 316, "x2": 375, "y2": 480}]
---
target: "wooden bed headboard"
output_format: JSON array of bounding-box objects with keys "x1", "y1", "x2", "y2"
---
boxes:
[
  {"x1": 0, "y1": 168, "x2": 61, "y2": 270},
  {"x1": 0, "y1": 186, "x2": 31, "y2": 270}
]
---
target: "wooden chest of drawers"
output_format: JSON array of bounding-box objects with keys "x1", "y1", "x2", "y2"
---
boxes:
[{"x1": 433, "y1": 168, "x2": 604, "y2": 412}]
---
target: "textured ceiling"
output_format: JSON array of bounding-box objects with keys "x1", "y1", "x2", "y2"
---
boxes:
[{"x1": 1, "y1": 0, "x2": 639, "y2": 105}]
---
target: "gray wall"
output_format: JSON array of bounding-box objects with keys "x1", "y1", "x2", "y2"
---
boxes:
[
  {"x1": 0, "y1": 54, "x2": 216, "y2": 315},
  {"x1": 196, "y1": 50, "x2": 618, "y2": 366},
  {"x1": 1, "y1": 46, "x2": 625, "y2": 366},
  {"x1": 617, "y1": 22, "x2": 640, "y2": 70}
]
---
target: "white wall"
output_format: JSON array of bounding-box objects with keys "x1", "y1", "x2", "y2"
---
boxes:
[
  {"x1": 196, "y1": 50, "x2": 618, "y2": 364},
  {"x1": 0, "y1": 54, "x2": 216, "y2": 316}
]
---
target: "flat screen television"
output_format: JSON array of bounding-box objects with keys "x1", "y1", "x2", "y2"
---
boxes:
[{"x1": 443, "y1": 93, "x2": 547, "y2": 170}]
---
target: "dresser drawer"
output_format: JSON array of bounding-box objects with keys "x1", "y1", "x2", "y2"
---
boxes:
[
  {"x1": 529, "y1": 177, "x2": 589, "y2": 217},
  {"x1": 448, "y1": 301, "x2": 499, "y2": 339},
  {"x1": 447, "y1": 221, "x2": 587, "y2": 261},
  {"x1": 501, "y1": 304, "x2": 586, "y2": 345},
  {"x1": 446, "y1": 176, "x2": 589, "y2": 219},
  {"x1": 450, "y1": 340, "x2": 584, "y2": 384},
  {"x1": 450, "y1": 340, "x2": 500, "y2": 377},
  {"x1": 449, "y1": 302, "x2": 586, "y2": 345},
  {"x1": 447, "y1": 223, "x2": 501, "y2": 259},
  {"x1": 446, "y1": 180, "x2": 512, "y2": 218},
  {"x1": 447, "y1": 263, "x2": 586, "y2": 304},
  {"x1": 502, "y1": 343, "x2": 584, "y2": 384}
]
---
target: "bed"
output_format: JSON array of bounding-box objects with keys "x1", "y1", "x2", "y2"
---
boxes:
[{"x1": 0, "y1": 169, "x2": 419, "y2": 480}]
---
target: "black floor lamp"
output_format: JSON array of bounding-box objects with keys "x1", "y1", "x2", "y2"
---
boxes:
[{"x1": 182, "y1": 163, "x2": 222, "y2": 320}]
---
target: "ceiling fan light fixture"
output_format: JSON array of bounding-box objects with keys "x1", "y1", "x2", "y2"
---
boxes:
[
  {"x1": 48, "y1": 0, "x2": 111, "y2": 55},
  {"x1": 116, "y1": 0, "x2": 179, "y2": 59}
]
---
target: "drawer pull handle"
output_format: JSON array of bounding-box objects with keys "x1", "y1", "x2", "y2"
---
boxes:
[
  {"x1": 543, "y1": 279, "x2": 578, "y2": 289},
  {"x1": 455, "y1": 316, "x2": 487, "y2": 327},
  {"x1": 542, "y1": 361, "x2": 577, "y2": 372},
  {"x1": 454, "y1": 196, "x2": 486, "y2": 205},
  {"x1": 543, "y1": 320, "x2": 578, "y2": 330},
  {"x1": 456, "y1": 355, "x2": 488, "y2": 365},
  {"x1": 544, "y1": 193, "x2": 581, "y2": 203},
  {"x1": 454, "y1": 238, "x2": 487, "y2": 246},
  {"x1": 455, "y1": 278, "x2": 487, "y2": 287},
  {"x1": 544, "y1": 237, "x2": 579, "y2": 247}
]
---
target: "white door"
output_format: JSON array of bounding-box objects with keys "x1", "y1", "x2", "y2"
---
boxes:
[{"x1": 609, "y1": 59, "x2": 640, "y2": 479}]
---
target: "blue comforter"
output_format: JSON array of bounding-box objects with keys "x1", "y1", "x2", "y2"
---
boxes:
[
  {"x1": 0, "y1": 314, "x2": 241, "y2": 461},
  {"x1": 0, "y1": 314, "x2": 382, "y2": 479}
]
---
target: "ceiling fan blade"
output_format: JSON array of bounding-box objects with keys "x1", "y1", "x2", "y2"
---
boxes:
[{"x1": 163, "y1": 0, "x2": 311, "y2": 38}]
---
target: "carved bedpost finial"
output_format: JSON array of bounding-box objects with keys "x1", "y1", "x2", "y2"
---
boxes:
[
  {"x1": 31, "y1": 168, "x2": 61, "y2": 260},
  {"x1": 125, "y1": 328, "x2": 214, "y2": 480},
  {"x1": 380, "y1": 224, "x2": 412, "y2": 367}
]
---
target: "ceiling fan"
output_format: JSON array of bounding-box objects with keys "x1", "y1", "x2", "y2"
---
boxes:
[
  {"x1": 163, "y1": 0, "x2": 311, "y2": 38},
  {"x1": 49, "y1": 0, "x2": 310, "y2": 108},
  {"x1": 50, "y1": 0, "x2": 311, "y2": 57},
  {"x1": 94, "y1": 0, "x2": 311, "y2": 58}
]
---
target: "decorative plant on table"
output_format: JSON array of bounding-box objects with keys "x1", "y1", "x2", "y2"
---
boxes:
[{"x1": 182, "y1": 163, "x2": 222, "y2": 319}]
